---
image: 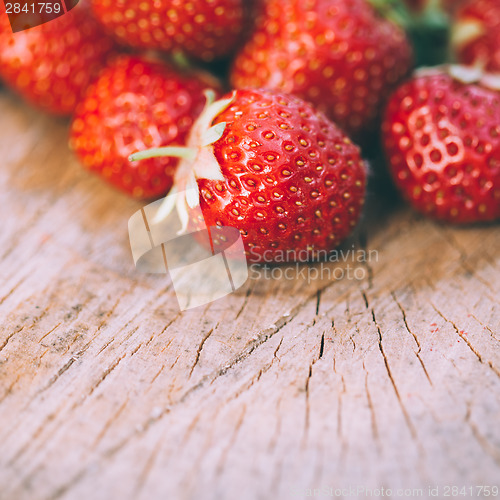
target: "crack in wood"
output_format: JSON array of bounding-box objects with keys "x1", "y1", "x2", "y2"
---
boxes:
[
  {"x1": 94, "y1": 301, "x2": 310, "y2": 466},
  {"x1": 432, "y1": 304, "x2": 500, "y2": 380},
  {"x1": 0, "y1": 329, "x2": 21, "y2": 354},
  {"x1": 215, "y1": 404, "x2": 247, "y2": 478},
  {"x1": 333, "y1": 356, "x2": 346, "y2": 441},
  {"x1": 219, "y1": 336, "x2": 284, "y2": 404},
  {"x1": 149, "y1": 364, "x2": 166, "y2": 385},
  {"x1": 91, "y1": 398, "x2": 129, "y2": 450},
  {"x1": 0, "y1": 274, "x2": 29, "y2": 307},
  {"x1": 318, "y1": 332, "x2": 325, "y2": 359},
  {"x1": 371, "y1": 307, "x2": 418, "y2": 440},
  {"x1": 46, "y1": 468, "x2": 88, "y2": 500},
  {"x1": 87, "y1": 354, "x2": 127, "y2": 397},
  {"x1": 303, "y1": 330, "x2": 325, "y2": 444},
  {"x1": 361, "y1": 290, "x2": 369, "y2": 309},
  {"x1": 0, "y1": 309, "x2": 48, "y2": 353},
  {"x1": 391, "y1": 292, "x2": 433, "y2": 386},
  {"x1": 465, "y1": 402, "x2": 500, "y2": 466},
  {"x1": 0, "y1": 373, "x2": 20, "y2": 405},
  {"x1": 189, "y1": 324, "x2": 218, "y2": 378},
  {"x1": 315, "y1": 290, "x2": 321, "y2": 316},
  {"x1": 6, "y1": 399, "x2": 69, "y2": 467},
  {"x1": 235, "y1": 283, "x2": 253, "y2": 320},
  {"x1": 468, "y1": 312, "x2": 500, "y2": 344},
  {"x1": 363, "y1": 363, "x2": 379, "y2": 444},
  {"x1": 133, "y1": 433, "x2": 164, "y2": 498},
  {"x1": 38, "y1": 322, "x2": 62, "y2": 345}
]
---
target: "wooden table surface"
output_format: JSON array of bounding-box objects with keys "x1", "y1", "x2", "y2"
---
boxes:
[{"x1": 0, "y1": 90, "x2": 499, "y2": 500}]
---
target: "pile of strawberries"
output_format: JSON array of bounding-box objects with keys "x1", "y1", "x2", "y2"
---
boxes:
[{"x1": 0, "y1": 0, "x2": 498, "y2": 263}]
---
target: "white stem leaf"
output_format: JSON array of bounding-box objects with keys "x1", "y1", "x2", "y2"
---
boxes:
[
  {"x1": 200, "y1": 122, "x2": 227, "y2": 147},
  {"x1": 203, "y1": 89, "x2": 217, "y2": 107},
  {"x1": 176, "y1": 193, "x2": 190, "y2": 235},
  {"x1": 451, "y1": 20, "x2": 485, "y2": 49},
  {"x1": 129, "y1": 146, "x2": 196, "y2": 163},
  {"x1": 414, "y1": 65, "x2": 446, "y2": 78},
  {"x1": 152, "y1": 186, "x2": 178, "y2": 224},
  {"x1": 480, "y1": 73, "x2": 500, "y2": 91},
  {"x1": 185, "y1": 172, "x2": 201, "y2": 209},
  {"x1": 448, "y1": 64, "x2": 484, "y2": 83},
  {"x1": 194, "y1": 92, "x2": 236, "y2": 139},
  {"x1": 193, "y1": 147, "x2": 225, "y2": 182}
]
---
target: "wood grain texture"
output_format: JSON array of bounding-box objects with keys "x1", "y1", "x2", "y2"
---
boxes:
[{"x1": 0, "y1": 91, "x2": 499, "y2": 500}]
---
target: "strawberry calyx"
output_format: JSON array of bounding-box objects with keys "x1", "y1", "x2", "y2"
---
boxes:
[
  {"x1": 367, "y1": 0, "x2": 415, "y2": 28},
  {"x1": 449, "y1": 16, "x2": 491, "y2": 71},
  {"x1": 368, "y1": 0, "x2": 449, "y2": 30},
  {"x1": 367, "y1": 0, "x2": 450, "y2": 66},
  {"x1": 129, "y1": 90, "x2": 236, "y2": 231},
  {"x1": 450, "y1": 18, "x2": 485, "y2": 51},
  {"x1": 415, "y1": 63, "x2": 500, "y2": 90}
]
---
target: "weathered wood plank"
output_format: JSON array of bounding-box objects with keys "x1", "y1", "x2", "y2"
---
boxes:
[{"x1": 0, "y1": 91, "x2": 498, "y2": 500}]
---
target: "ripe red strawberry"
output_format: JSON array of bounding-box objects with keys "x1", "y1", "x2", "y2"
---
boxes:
[
  {"x1": 382, "y1": 66, "x2": 500, "y2": 223},
  {"x1": 131, "y1": 89, "x2": 367, "y2": 263},
  {"x1": 230, "y1": 0, "x2": 413, "y2": 140},
  {"x1": 0, "y1": 2, "x2": 115, "y2": 115},
  {"x1": 451, "y1": 0, "x2": 500, "y2": 72},
  {"x1": 90, "y1": 0, "x2": 244, "y2": 62},
  {"x1": 70, "y1": 55, "x2": 220, "y2": 199}
]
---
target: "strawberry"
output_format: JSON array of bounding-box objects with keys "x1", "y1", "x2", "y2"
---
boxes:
[
  {"x1": 90, "y1": 0, "x2": 245, "y2": 62},
  {"x1": 70, "y1": 55, "x2": 219, "y2": 199},
  {"x1": 382, "y1": 66, "x2": 500, "y2": 223},
  {"x1": 229, "y1": 0, "x2": 413, "y2": 140},
  {"x1": 451, "y1": 0, "x2": 500, "y2": 72},
  {"x1": 0, "y1": 2, "x2": 115, "y2": 115},
  {"x1": 130, "y1": 89, "x2": 367, "y2": 263}
]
